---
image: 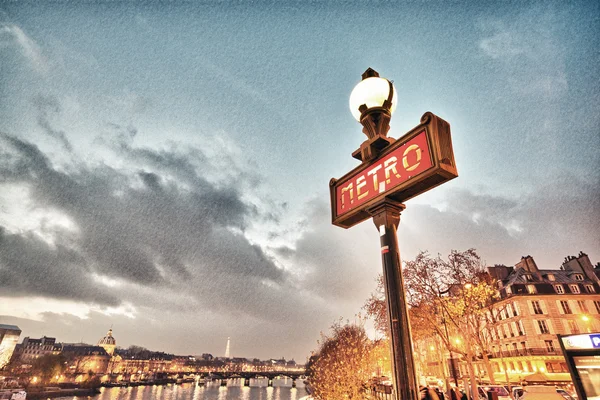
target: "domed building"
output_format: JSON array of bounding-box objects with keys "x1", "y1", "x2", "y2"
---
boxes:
[{"x1": 98, "y1": 328, "x2": 116, "y2": 356}]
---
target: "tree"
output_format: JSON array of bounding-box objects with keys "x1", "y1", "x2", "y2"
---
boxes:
[
  {"x1": 365, "y1": 249, "x2": 507, "y2": 399},
  {"x1": 30, "y1": 354, "x2": 66, "y2": 385},
  {"x1": 309, "y1": 320, "x2": 376, "y2": 400}
]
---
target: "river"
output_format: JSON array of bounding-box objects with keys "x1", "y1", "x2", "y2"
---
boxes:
[{"x1": 53, "y1": 378, "x2": 309, "y2": 400}]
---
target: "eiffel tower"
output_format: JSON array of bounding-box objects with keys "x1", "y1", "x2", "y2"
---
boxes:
[{"x1": 224, "y1": 337, "x2": 230, "y2": 358}]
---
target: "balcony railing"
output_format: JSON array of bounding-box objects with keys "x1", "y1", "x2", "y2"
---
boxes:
[{"x1": 489, "y1": 348, "x2": 562, "y2": 358}]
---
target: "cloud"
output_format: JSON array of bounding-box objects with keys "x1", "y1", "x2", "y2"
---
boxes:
[
  {"x1": 0, "y1": 23, "x2": 47, "y2": 74},
  {"x1": 479, "y1": 31, "x2": 525, "y2": 59},
  {"x1": 0, "y1": 130, "x2": 383, "y2": 358},
  {"x1": 477, "y1": 6, "x2": 568, "y2": 98},
  {"x1": 32, "y1": 95, "x2": 73, "y2": 152},
  {"x1": 0, "y1": 133, "x2": 294, "y2": 322},
  {"x1": 396, "y1": 179, "x2": 599, "y2": 269}
]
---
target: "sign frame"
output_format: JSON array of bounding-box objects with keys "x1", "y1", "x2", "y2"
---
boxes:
[{"x1": 330, "y1": 112, "x2": 458, "y2": 228}]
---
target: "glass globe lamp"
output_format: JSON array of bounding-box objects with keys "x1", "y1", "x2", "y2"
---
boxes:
[{"x1": 349, "y1": 74, "x2": 398, "y2": 122}]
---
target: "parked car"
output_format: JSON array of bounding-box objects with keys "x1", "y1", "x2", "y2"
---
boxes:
[
  {"x1": 475, "y1": 385, "x2": 511, "y2": 400},
  {"x1": 520, "y1": 385, "x2": 565, "y2": 400},
  {"x1": 510, "y1": 386, "x2": 524, "y2": 399}
]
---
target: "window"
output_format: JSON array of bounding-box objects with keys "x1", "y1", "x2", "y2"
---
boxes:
[
  {"x1": 555, "y1": 285, "x2": 564, "y2": 294},
  {"x1": 560, "y1": 300, "x2": 572, "y2": 314},
  {"x1": 570, "y1": 284, "x2": 580, "y2": 294},
  {"x1": 545, "y1": 340, "x2": 555, "y2": 352},
  {"x1": 527, "y1": 284, "x2": 537, "y2": 294},
  {"x1": 509, "y1": 323, "x2": 515, "y2": 337},
  {"x1": 594, "y1": 300, "x2": 600, "y2": 314},
  {"x1": 520, "y1": 341, "x2": 527, "y2": 350},
  {"x1": 574, "y1": 274, "x2": 584, "y2": 281},
  {"x1": 568, "y1": 320, "x2": 580, "y2": 334},
  {"x1": 511, "y1": 302, "x2": 519, "y2": 317},
  {"x1": 502, "y1": 325, "x2": 509, "y2": 338},
  {"x1": 578, "y1": 300, "x2": 588, "y2": 313},
  {"x1": 537, "y1": 320, "x2": 550, "y2": 334},
  {"x1": 518, "y1": 320, "x2": 526, "y2": 336},
  {"x1": 547, "y1": 274, "x2": 555, "y2": 281},
  {"x1": 532, "y1": 300, "x2": 543, "y2": 314},
  {"x1": 585, "y1": 285, "x2": 595, "y2": 293}
]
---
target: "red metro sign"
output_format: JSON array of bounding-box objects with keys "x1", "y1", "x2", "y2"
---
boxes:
[{"x1": 330, "y1": 112, "x2": 458, "y2": 228}]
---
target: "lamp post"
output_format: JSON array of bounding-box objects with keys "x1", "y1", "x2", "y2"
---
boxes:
[
  {"x1": 330, "y1": 68, "x2": 458, "y2": 400},
  {"x1": 349, "y1": 68, "x2": 419, "y2": 400}
]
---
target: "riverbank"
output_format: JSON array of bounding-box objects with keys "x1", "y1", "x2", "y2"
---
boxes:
[{"x1": 27, "y1": 388, "x2": 100, "y2": 399}]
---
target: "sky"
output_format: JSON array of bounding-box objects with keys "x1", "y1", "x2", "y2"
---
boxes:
[{"x1": 0, "y1": 1, "x2": 598, "y2": 362}]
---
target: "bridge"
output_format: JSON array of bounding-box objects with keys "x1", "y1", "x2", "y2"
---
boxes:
[{"x1": 199, "y1": 371, "x2": 306, "y2": 387}]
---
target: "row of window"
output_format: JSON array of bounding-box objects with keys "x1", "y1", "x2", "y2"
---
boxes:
[
  {"x1": 494, "y1": 302, "x2": 520, "y2": 321},
  {"x1": 506, "y1": 283, "x2": 595, "y2": 295},
  {"x1": 530, "y1": 299, "x2": 600, "y2": 315},
  {"x1": 526, "y1": 283, "x2": 595, "y2": 294},
  {"x1": 490, "y1": 317, "x2": 586, "y2": 340},
  {"x1": 536, "y1": 319, "x2": 586, "y2": 335},
  {"x1": 493, "y1": 339, "x2": 557, "y2": 353},
  {"x1": 490, "y1": 320, "x2": 526, "y2": 340},
  {"x1": 522, "y1": 273, "x2": 585, "y2": 282}
]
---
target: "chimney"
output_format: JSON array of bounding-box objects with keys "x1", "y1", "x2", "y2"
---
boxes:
[
  {"x1": 515, "y1": 255, "x2": 542, "y2": 280},
  {"x1": 576, "y1": 252, "x2": 599, "y2": 284}
]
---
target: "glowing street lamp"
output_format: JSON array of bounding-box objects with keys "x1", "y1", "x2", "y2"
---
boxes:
[
  {"x1": 581, "y1": 315, "x2": 592, "y2": 332},
  {"x1": 330, "y1": 69, "x2": 458, "y2": 400}
]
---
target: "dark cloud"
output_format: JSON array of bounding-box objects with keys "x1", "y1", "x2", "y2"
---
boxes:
[
  {"x1": 0, "y1": 133, "x2": 288, "y2": 319},
  {"x1": 0, "y1": 227, "x2": 120, "y2": 306}
]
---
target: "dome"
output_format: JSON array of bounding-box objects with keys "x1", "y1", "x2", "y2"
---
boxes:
[{"x1": 98, "y1": 328, "x2": 116, "y2": 346}]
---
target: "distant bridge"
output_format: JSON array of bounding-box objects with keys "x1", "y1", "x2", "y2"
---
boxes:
[{"x1": 199, "y1": 371, "x2": 306, "y2": 387}]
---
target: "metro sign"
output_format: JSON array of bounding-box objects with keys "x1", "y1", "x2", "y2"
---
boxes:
[{"x1": 330, "y1": 112, "x2": 458, "y2": 228}]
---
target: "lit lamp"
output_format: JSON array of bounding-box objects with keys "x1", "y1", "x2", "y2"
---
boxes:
[
  {"x1": 349, "y1": 68, "x2": 398, "y2": 162},
  {"x1": 581, "y1": 315, "x2": 591, "y2": 332}
]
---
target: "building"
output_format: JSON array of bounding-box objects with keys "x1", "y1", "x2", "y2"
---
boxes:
[
  {"x1": 97, "y1": 328, "x2": 116, "y2": 356},
  {"x1": 62, "y1": 345, "x2": 110, "y2": 380},
  {"x1": 0, "y1": 324, "x2": 21, "y2": 369},
  {"x1": 475, "y1": 252, "x2": 600, "y2": 384},
  {"x1": 414, "y1": 252, "x2": 600, "y2": 387},
  {"x1": 12, "y1": 336, "x2": 62, "y2": 363}
]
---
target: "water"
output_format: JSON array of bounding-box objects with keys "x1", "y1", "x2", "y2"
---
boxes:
[{"x1": 53, "y1": 378, "x2": 308, "y2": 400}]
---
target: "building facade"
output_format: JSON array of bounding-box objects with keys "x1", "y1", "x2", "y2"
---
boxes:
[
  {"x1": 0, "y1": 324, "x2": 21, "y2": 369},
  {"x1": 415, "y1": 252, "x2": 600, "y2": 387},
  {"x1": 474, "y1": 252, "x2": 600, "y2": 384},
  {"x1": 12, "y1": 336, "x2": 62, "y2": 363}
]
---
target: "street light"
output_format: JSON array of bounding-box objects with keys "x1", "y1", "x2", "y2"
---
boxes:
[
  {"x1": 581, "y1": 315, "x2": 591, "y2": 332},
  {"x1": 330, "y1": 68, "x2": 458, "y2": 400},
  {"x1": 348, "y1": 68, "x2": 398, "y2": 162},
  {"x1": 349, "y1": 69, "x2": 397, "y2": 122},
  {"x1": 348, "y1": 68, "x2": 419, "y2": 400}
]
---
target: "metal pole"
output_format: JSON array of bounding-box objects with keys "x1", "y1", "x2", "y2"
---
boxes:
[{"x1": 369, "y1": 202, "x2": 418, "y2": 400}]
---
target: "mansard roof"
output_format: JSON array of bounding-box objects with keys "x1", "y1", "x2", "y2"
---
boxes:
[{"x1": 505, "y1": 267, "x2": 594, "y2": 285}]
